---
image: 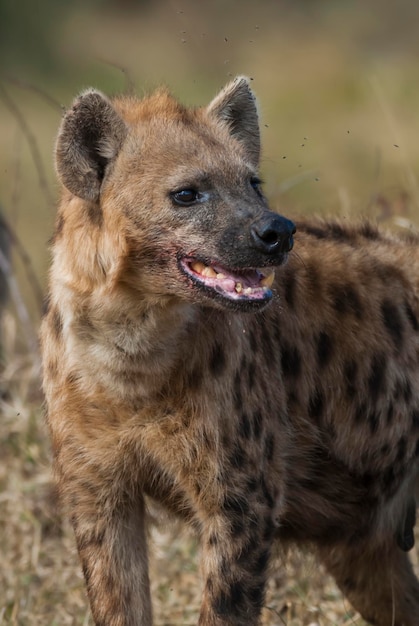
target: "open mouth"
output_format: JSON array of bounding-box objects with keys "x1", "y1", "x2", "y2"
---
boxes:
[{"x1": 179, "y1": 257, "x2": 275, "y2": 305}]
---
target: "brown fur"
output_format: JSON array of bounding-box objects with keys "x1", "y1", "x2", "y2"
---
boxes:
[{"x1": 41, "y1": 77, "x2": 419, "y2": 625}]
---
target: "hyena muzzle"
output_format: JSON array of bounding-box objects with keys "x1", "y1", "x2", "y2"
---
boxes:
[{"x1": 41, "y1": 77, "x2": 419, "y2": 625}]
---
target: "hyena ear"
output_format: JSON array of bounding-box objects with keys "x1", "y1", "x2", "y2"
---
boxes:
[
  {"x1": 55, "y1": 89, "x2": 127, "y2": 202},
  {"x1": 207, "y1": 76, "x2": 260, "y2": 168}
]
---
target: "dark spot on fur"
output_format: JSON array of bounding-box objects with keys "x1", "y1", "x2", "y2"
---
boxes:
[
  {"x1": 302, "y1": 224, "x2": 328, "y2": 239},
  {"x1": 317, "y1": 331, "x2": 334, "y2": 368},
  {"x1": 381, "y1": 443, "x2": 390, "y2": 456},
  {"x1": 212, "y1": 590, "x2": 231, "y2": 616},
  {"x1": 252, "y1": 411, "x2": 263, "y2": 439},
  {"x1": 239, "y1": 412, "x2": 251, "y2": 439},
  {"x1": 360, "y1": 222, "x2": 380, "y2": 240},
  {"x1": 283, "y1": 267, "x2": 297, "y2": 308},
  {"x1": 261, "y1": 326, "x2": 275, "y2": 366},
  {"x1": 263, "y1": 515, "x2": 276, "y2": 541},
  {"x1": 86, "y1": 202, "x2": 104, "y2": 228},
  {"x1": 331, "y1": 283, "x2": 363, "y2": 319},
  {"x1": 396, "y1": 436, "x2": 407, "y2": 463},
  {"x1": 231, "y1": 516, "x2": 246, "y2": 537},
  {"x1": 381, "y1": 299, "x2": 404, "y2": 346},
  {"x1": 42, "y1": 293, "x2": 51, "y2": 317},
  {"x1": 382, "y1": 465, "x2": 397, "y2": 494},
  {"x1": 287, "y1": 390, "x2": 299, "y2": 409},
  {"x1": 210, "y1": 342, "x2": 226, "y2": 377},
  {"x1": 264, "y1": 432, "x2": 275, "y2": 461},
  {"x1": 375, "y1": 261, "x2": 403, "y2": 284},
  {"x1": 222, "y1": 493, "x2": 249, "y2": 515},
  {"x1": 386, "y1": 402, "x2": 394, "y2": 425},
  {"x1": 249, "y1": 328, "x2": 257, "y2": 352},
  {"x1": 397, "y1": 498, "x2": 416, "y2": 551},
  {"x1": 308, "y1": 388, "x2": 324, "y2": 420},
  {"x1": 230, "y1": 581, "x2": 246, "y2": 606},
  {"x1": 395, "y1": 377, "x2": 413, "y2": 404},
  {"x1": 208, "y1": 534, "x2": 218, "y2": 546},
  {"x1": 368, "y1": 353, "x2": 386, "y2": 403},
  {"x1": 229, "y1": 443, "x2": 246, "y2": 468},
  {"x1": 82, "y1": 562, "x2": 91, "y2": 587},
  {"x1": 187, "y1": 366, "x2": 203, "y2": 391},
  {"x1": 305, "y1": 261, "x2": 321, "y2": 292},
  {"x1": 254, "y1": 548, "x2": 270, "y2": 575},
  {"x1": 66, "y1": 371, "x2": 80, "y2": 386},
  {"x1": 54, "y1": 213, "x2": 65, "y2": 238},
  {"x1": 344, "y1": 359, "x2": 358, "y2": 398},
  {"x1": 247, "y1": 583, "x2": 265, "y2": 610},
  {"x1": 361, "y1": 471, "x2": 374, "y2": 489},
  {"x1": 411, "y1": 409, "x2": 419, "y2": 429},
  {"x1": 233, "y1": 371, "x2": 242, "y2": 411},
  {"x1": 51, "y1": 308, "x2": 63, "y2": 340},
  {"x1": 247, "y1": 476, "x2": 259, "y2": 492},
  {"x1": 221, "y1": 432, "x2": 230, "y2": 449},
  {"x1": 213, "y1": 581, "x2": 246, "y2": 616},
  {"x1": 281, "y1": 343, "x2": 301, "y2": 379},
  {"x1": 329, "y1": 222, "x2": 350, "y2": 240},
  {"x1": 405, "y1": 300, "x2": 419, "y2": 331},
  {"x1": 403, "y1": 378, "x2": 412, "y2": 404},
  {"x1": 368, "y1": 411, "x2": 380, "y2": 435},
  {"x1": 326, "y1": 421, "x2": 337, "y2": 440},
  {"x1": 343, "y1": 577, "x2": 357, "y2": 592},
  {"x1": 202, "y1": 428, "x2": 213, "y2": 451},
  {"x1": 139, "y1": 309, "x2": 150, "y2": 323},
  {"x1": 260, "y1": 475, "x2": 275, "y2": 509},
  {"x1": 273, "y1": 320, "x2": 281, "y2": 346},
  {"x1": 237, "y1": 532, "x2": 260, "y2": 565},
  {"x1": 354, "y1": 401, "x2": 366, "y2": 424},
  {"x1": 247, "y1": 361, "x2": 256, "y2": 390},
  {"x1": 394, "y1": 379, "x2": 403, "y2": 400}
]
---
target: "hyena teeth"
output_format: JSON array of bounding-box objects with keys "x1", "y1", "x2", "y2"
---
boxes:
[
  {"x1": 191, "y1": 261, "x2": 206, "y2": 274},
  {"x1": 244, "y1": 287, "x2": 253, "y2": 295},
  {"x1": 261, "y1": 271, "x2": 275, "y2": 288},
  {"x1": 235, "y1": 282, "x2": 243, "y2": 293},
  {"x1": 201, "y1": 266, "x2": 217, "y2": 278},
  {"x1": 217, "y1": 272, "x2": 226, "y2": 280}
]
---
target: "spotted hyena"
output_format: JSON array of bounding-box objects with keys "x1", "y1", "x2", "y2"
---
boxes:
[{"x1": 41, "y1": 76, "x2": 419, "y2": 626}]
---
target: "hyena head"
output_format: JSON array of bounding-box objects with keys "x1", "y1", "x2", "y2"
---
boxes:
[{"x1": 55, "y1": 77, "x2": 295, "y2": 312}]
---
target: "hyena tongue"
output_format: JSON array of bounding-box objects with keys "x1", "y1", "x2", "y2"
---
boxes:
[{"x1": 188, "y1": 260, "x2": 275, "y2": 300}]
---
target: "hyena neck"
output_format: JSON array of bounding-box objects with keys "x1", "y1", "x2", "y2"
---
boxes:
[{"x1": 66, "y1": 289, "x2": 206, "y2": 404}]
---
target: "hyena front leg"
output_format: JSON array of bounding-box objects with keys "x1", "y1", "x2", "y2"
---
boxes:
[
  {"x1": 318, "y1": 539, "x2": 419, "y2": 626},
  {"x1": 198, "y1": 511, "x2": 274, "y2": 626},
  {"x1": 59, "y1": 462, "x2": 152, "y2": 626}
]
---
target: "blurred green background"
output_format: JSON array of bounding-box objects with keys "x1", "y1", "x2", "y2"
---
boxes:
[{"x1": 2, "y1": 0, "x2": 419, "y2": 325}]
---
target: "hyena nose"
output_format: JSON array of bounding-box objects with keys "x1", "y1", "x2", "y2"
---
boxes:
[{"x1": 250, "y1": 215, "x2": 296, "y2": 255}]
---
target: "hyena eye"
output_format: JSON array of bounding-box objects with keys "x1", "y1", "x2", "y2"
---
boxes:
[
  {"x1": 171, "y1": 189, "x2": 200, "y2": 206},
  {"x1": 250, "y1": 177, "x2": 263, "y2": 197}
]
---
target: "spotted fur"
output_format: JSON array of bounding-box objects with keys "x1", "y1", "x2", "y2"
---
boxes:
[{"x1": 41, "y1": 78, "x2": 419, "y2": 625}]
